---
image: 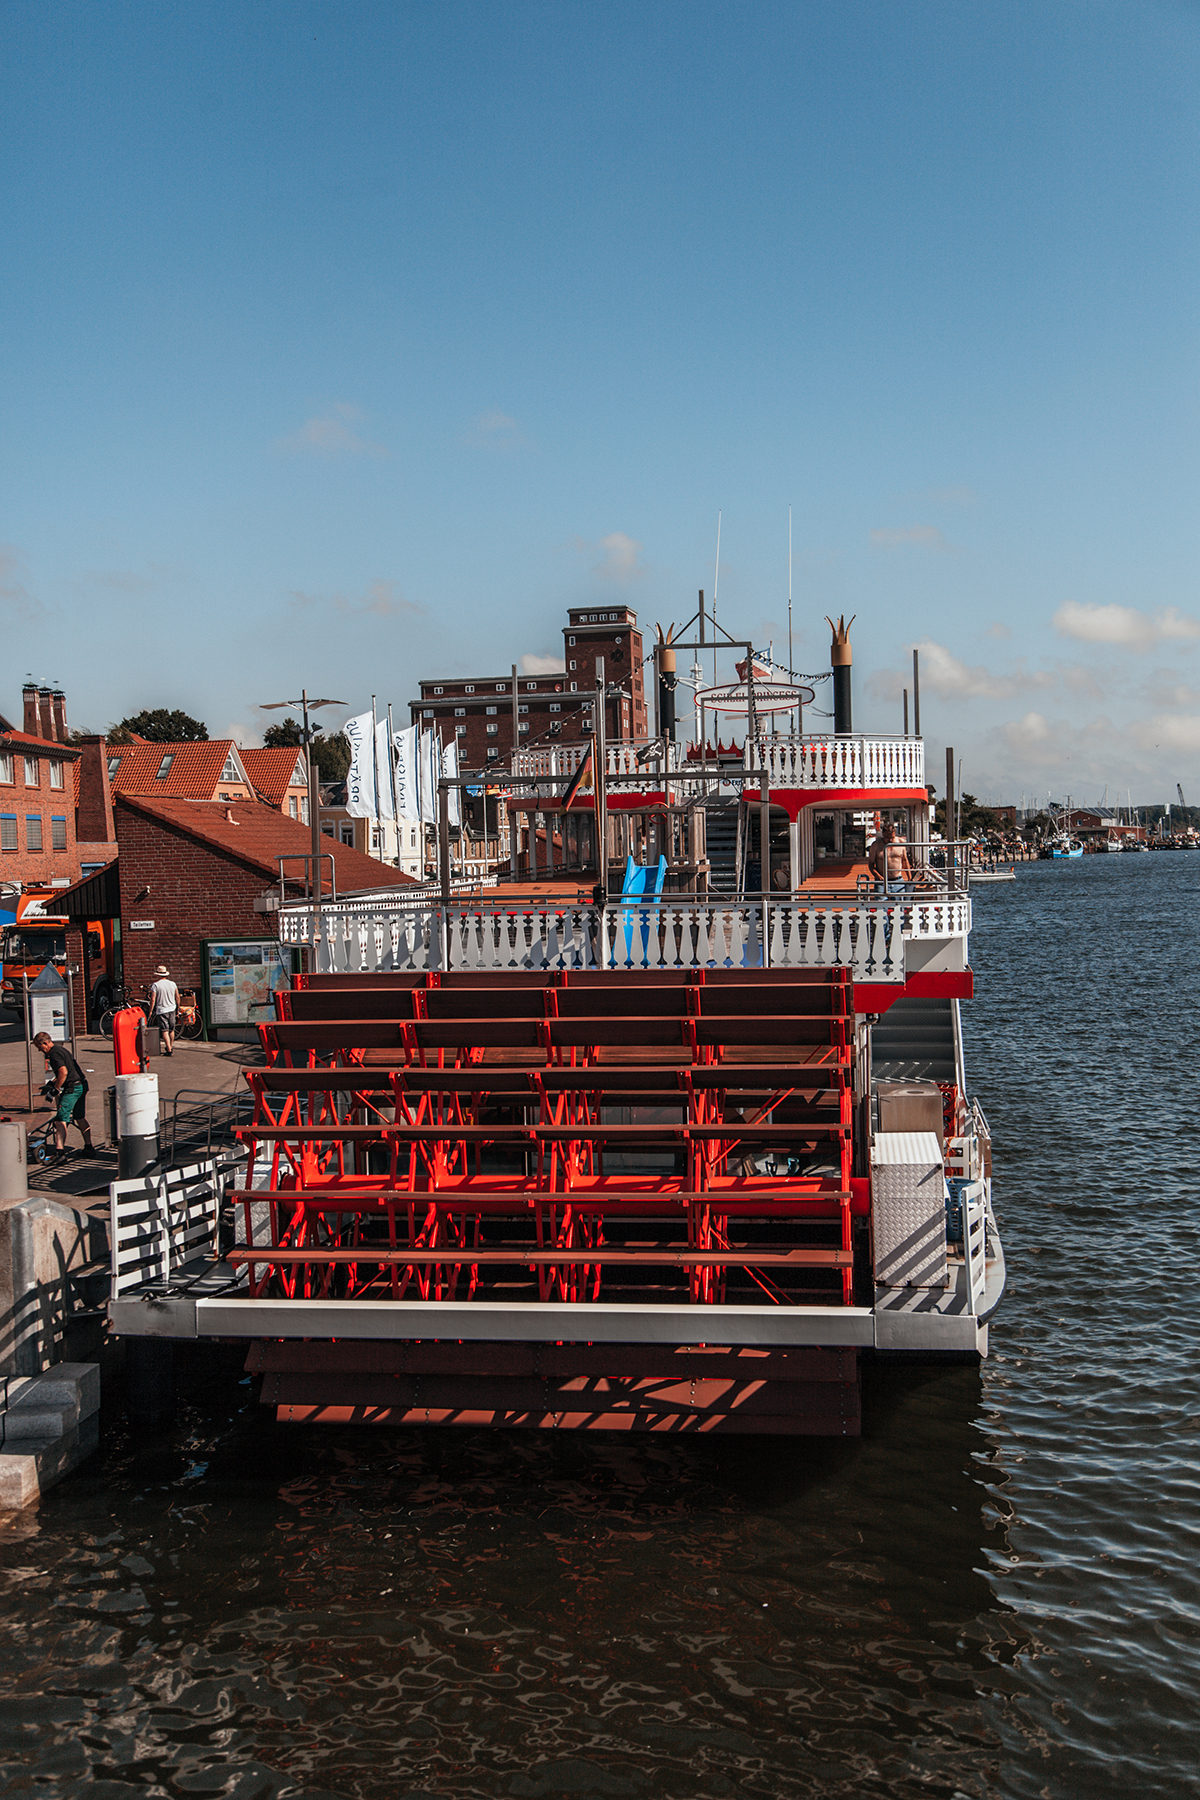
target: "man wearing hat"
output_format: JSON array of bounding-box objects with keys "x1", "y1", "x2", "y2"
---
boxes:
[{"x1": 147, "y1": 965, "x2": 180, "y2": 1056}]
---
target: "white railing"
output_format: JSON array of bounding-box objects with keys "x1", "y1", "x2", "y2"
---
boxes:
[
  {"x1": 110, "y1": 1155, "x2": 243, "y2": 1298},
  {"x1": 511, "y1": 741, "x2": 687, "y2": 781},
  {"x1": 280, "y1": 892, "x2": 970, "y2": 981},
  {"x1": 747, "y1": 734, "x2": 925, "y2": 791},
  {"x1": 962, "y1": 1181, "x2": 988, "y2": 1316}
]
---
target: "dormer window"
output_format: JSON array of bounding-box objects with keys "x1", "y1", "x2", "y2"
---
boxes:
[
  {"x1": 155, "y1": 754, "x2": 174, "y2": 779},
  {"x1": 219, "y1": 754, "x2": 240, "y2": 782}
]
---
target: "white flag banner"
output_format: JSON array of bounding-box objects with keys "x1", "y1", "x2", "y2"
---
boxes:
[
  {"x1": 420, "y1": 730, "x2": 440, "y2": 826},
  {"x1": 375, "y1": 718, "x2": 395, "y2": 820},
  {"x1": 393, "y1": 726, "x2": 419, "y2": 821},
  {"x1": 442, "y1": 734, "x2": 461, "y2": 828},
  {"x1": 344, "y1": 711, "x2": 376, "y2": 818}
]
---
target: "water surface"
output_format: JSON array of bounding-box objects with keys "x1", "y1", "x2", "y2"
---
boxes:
[{"x1": 2, "y1": 852, "x2": 1196, "y2": 1798}]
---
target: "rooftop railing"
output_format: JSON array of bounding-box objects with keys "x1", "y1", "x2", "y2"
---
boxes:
[
  {"x1": 278, "y1": 890, "x2": 969, "y2": 982},
  {"x1": 747, "y1": 734, "x2": 925, "y2": 791}
]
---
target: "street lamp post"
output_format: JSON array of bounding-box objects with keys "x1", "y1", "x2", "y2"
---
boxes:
[{"x1": 258, "y1": 689, "x2": 345, "y2": 919}]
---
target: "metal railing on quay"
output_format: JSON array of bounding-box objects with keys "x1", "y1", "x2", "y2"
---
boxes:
[{"x1": 164, "y1": 1087, "x2": 257, "y2": 1165}]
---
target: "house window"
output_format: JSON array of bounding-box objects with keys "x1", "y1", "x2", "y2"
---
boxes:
[
  {"x1": 486, "y1": 705, "x2": 498, "y2": 716},
  {"x1": 465, "y1": 685, "x2": 475, "y2": 694},
  {"x1": 341, "y1": 824, "x2": 355, "y2": 846},
  {"x1": 289, "y1": 797, "x2": 297, "y2": 818},
  {"x1": 107, "y1": 756, "x2": 122, "y2": 778},
  {"x1": 519, "y1": 704, "x2": 528, "y2": 714},
  {"x1": 486, "y1": 747, "x2": 499, "y2": 760},
  {"x1": 486, "y1": 723, "x2": 498, "y2": 735},
  {"x1": 456, "y1": 725, "x2": 467, "y2": 736},
  {"x1": 26, "y1": 815, "x2": 43, "y2": 852},
  {"x1": 0, "y1": 815, "x2": 16, "y2": 851},
  {"x1": 410, "y1": 829, "x2": 417, "y2": 847},
  {"x1": 550, "y1": 703, "x2": 561, "y2": 713},
  {"x1": 49, "y1": 760, "x2": 64, "y2": 790},
  {"x1": 615, "y1": 635, "x2": 622, "y2": 644},
  {"x1": 570, "y1": 682, "x2": 577, "y2": 692},
  {"x1": 569, "y1": 660, "x2": 576, "y2": 671},
  {"x1": 568, "y1": 635, "x2": 576, "y2": 646},
  {"x1": 526, "y1": 682, "x2": 537, "y2": 691},
  {"x1": 0, "y1": 753, "x2": 11, "y2": 783},
  {"x1": 51, "y1": 815, "x2": 67, "y2": 851},
  {"x1": 219, "y1": 754, "x2": 239, "y2": 781},
  {"x1": 455, "y1": 707, "x2": 466, "y2": 716},
  {"x1": 518, "y1": 722, "x2": 529, "y2": 733},
  {"x1": 496, "y1": 683, "x2": 507, "y2": 692},
  {"x1": 300, "y1": 798, "x2": 309, "y2": 825},
  {"x1": 423, "y1": 709, "x2": 434, "y2": 719},
  {"x1": 156, "y1": 753, "x2": 175, "y2": 779},
  {"x1": 24, "y1": 757, "x2": 39, "y2": 786},
  {"x1": 550, "y1": 723, "x2": 561, "y2": 736},
  {"x1": 433, "y1": 686, "x2": 443, "y2": 695},
  {"x1": 321, "y1": 822, "x2": 335, "y2": 837}
]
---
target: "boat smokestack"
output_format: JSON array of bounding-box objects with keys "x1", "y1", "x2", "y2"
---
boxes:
[
  {"x1": 827, "y1": 615, "x2": 855, "y2": 733},
  {"x1": 655, "y1": 623, "x2": 677, "y2": 742}
]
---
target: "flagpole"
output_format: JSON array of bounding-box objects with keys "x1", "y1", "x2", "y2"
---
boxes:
[
  {"x1": 370, "y1": 693, "x2": 382, "y2": 860},
  {"x1": 788, "y1": 505, "x2": 795, "y2": 736},
  {"x1": 386, "y1": 703, "x2": 400, "y2": 868}
]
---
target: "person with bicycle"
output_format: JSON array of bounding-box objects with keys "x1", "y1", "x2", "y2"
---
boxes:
[
  {"x1": 148, "y1": 964, "x2": 180, "y2": 1056},
  {"x1": 32, "y1": 1032, "x2": 96, "y2": 1160}
]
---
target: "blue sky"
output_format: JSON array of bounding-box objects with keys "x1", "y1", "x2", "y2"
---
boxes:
[{"x1": 3, "y1": 0, "x2": 1198, "y2": 805}]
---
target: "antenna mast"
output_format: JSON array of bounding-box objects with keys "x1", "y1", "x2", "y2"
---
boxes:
[{"x1": 712, "y1": 509, "x2": 721, "y2": 684}]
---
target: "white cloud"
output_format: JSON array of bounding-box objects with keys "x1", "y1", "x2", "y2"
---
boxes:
[
  {"x1": 519, "y1": 653, "x2": 566, "y2": 676},
  {"x1": 1001, "y1": 710, "x2": 1053, "y2": 750},
  {"x1": 276, "y1": 403, "x2": 387, "y2": 457},
  {"x1": 908, "y1": 638, "x2": 1052, "y2": 701},
  {"x1": 1129, "y1": 713, "x2": 1200, "y2": 754},
  {"x1": 573, "y1": 531, "x2": 644, "y2": 582},
  {"x1": 870, "y1": 525, "x2": 952, "y2": 552},
  {"x1": 1053, "y1": 600, "x2": 1200, "y2": 652},
  {"x1": 290, "y1": 579, "x2": 423, "y2": 620},
  {"x1": 463, "y1": 410, "x2": 532, "y2": 451}
]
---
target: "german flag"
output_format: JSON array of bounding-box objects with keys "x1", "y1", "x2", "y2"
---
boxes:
[{"x1": 561, "y1": 739, "x2": 596, "y2": 810}]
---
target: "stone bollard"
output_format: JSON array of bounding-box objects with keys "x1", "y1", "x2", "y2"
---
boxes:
[{"x1": 0, "y1": 1122, "x2": 29, "y2": 1202}]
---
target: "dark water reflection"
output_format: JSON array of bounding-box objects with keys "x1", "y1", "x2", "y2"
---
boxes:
[{"x1": 1, "y1": 854, "x2": 1196, "y2": 1798}]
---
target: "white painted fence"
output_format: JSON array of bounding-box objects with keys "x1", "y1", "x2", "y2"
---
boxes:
[
  {"x1": 279, "y1": 894, "x2": 969, "y2": 981},
  {"x1": 110, "y1": 1155, "x2": 243, "y2": 1298},
  {"x1": 748, "y1": 734, "x2": 925, "y2": 791}
]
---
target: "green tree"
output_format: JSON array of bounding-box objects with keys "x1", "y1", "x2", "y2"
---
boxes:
[
  {"x1": 111, "y1": 708, "x2": 208, "y2": 742},
  {"x1": 262, "y1": 718, "x2": 351, "y2": 782}
]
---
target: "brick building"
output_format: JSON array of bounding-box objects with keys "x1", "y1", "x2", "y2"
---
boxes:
[
  {"x1": 58, "y1": 792, "x2": 415, "y2": 1030},
  {"x1": 411, "y1": 604, "x2": 647, "y2": 769},
  {"x1": 0, "y1": 687, "x2": 82, "y2": 887}
]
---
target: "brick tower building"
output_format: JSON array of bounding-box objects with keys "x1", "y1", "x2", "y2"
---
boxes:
[{"x1": 411, "y1": 605, "x2": 647, "y2": 769}]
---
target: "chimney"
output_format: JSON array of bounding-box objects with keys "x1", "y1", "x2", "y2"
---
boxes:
[
  {"x1": 76, "y1": 736, "x2": 116, "y2": 847},
  {"x1": 22, "y1": 683, "x2": 39, "y2": 737},
  {"x1": 38, "y1": 687, "x2": 54, "y2": 741},
  {"x1": 51, "y1": 690, "x2": 67, "y2": 744},
  {"x1": 826, "y1": 615, "x2": 855, "y2": 734}
]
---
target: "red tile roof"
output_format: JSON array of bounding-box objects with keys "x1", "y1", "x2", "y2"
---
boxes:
[
  {"x1": 0, "y1": 728, "x2": 80, "y2": 757},
  {"x1": 240, "y1": 746, "x2": 308, "y2": 806},
  {"x1": 114, "y1": 792, "x2": 419, "y2": 890},
  {"x1": 102, "y1": 740, "x2": 250, "y2": 800}
]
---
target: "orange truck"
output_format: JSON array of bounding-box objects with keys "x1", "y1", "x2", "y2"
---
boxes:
[{"x1": 0, "y1": 888, "x2": 119, "y2": 1026}]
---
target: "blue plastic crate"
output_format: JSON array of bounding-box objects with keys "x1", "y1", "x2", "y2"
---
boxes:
[{"x1": 945, "y1": 1177, "x2": 969, "y2": 1243}]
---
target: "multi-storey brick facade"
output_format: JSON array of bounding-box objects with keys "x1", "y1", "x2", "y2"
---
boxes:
[
  {"x1": 0, "y1": 686, "x2": 82, "y2": 886},
  {"x1": 410, "y1": 605, "x2": 647, "y2": 770}
]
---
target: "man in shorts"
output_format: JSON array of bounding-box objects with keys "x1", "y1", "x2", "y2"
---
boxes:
[
  {"x1": 148, "y1": 964, "x2": 180, "y2": 1056},
  {"x1": 33, "y1": 1032, "x2": 95, "y2": 1159}
]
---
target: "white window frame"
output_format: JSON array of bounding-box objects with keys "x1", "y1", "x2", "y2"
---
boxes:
[{"x1": 48, "y1": 760, "x2": 64, "y2": 790}]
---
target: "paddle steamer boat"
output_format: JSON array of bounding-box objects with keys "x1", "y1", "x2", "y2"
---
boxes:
[{"x1": 109, "y1": 637, "x2": 1004, "y2": 1438}]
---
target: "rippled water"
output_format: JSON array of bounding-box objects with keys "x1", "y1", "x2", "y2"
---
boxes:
[{"x1": 1, "y1": 852, "x2": 1197, "y2": 1799}]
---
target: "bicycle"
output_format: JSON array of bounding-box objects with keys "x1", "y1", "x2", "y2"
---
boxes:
[
  {"x1": 175, "y1": 989, "x2": 205, "y2": 1041},
  {"x1": 98, "y1": 987, "x2": 147, "y2": 1036}
]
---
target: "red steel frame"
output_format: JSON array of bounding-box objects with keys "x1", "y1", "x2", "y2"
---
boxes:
[{"x1": 230, "y1": 970, "x2": 859, "y2": 1316}]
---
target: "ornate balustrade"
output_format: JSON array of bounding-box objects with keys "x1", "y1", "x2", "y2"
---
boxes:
[
  {"x1": 747, "y1": 734, "x2": 925, "y2": 791},
  {"x1": 279, "y1": 891, "x2": 969, "y2": 982}
]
